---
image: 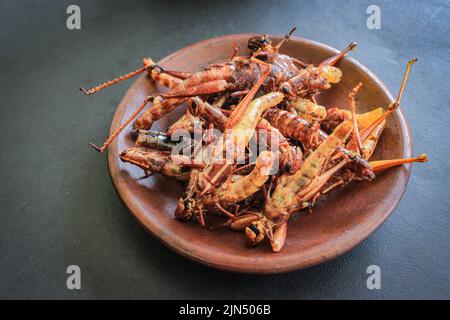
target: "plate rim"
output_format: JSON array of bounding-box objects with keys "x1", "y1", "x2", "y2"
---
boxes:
[{"x1": 107, "y1": 33, "x2": 413, "y2": 273}]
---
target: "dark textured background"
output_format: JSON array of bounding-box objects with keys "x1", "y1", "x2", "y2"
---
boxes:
[{"x1": 0, "y1": 0, "x2": 449, "y2": 299}]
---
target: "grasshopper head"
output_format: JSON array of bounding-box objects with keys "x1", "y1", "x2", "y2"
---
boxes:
[
  {"x1": 248, "y1": 35, "x2": 272, "y2": 52},
  {"x1": 245, "y1": 220, "x2": 266, "y2": 246}
]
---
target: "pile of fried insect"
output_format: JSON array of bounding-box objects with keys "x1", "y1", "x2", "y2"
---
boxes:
[{"x1": 82, "y1": 28, "x2": 427, "y2": 252}]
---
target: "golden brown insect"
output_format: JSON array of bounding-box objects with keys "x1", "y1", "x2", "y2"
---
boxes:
[
  {"x1": 315, "y1": 59, "x2": 423, "y2": 198},
  {"x1": 249, "y1": 30, "x2": 355, "y2": 97},
  {"x1": 277, "y1": 42, "x2": 356, "y2": 97},
  {"x1": 201, "y1": 151, "x2": 275, "y2": 213},
  {"x1": 263, "y1": 107, "x2": 375, "y2": 180},
  {"x1": 247, "y1": 120, "x2": 354, "y2": 251},
  {"x1": 119, "y1": 147, "x2": 191, "y2": 181}
]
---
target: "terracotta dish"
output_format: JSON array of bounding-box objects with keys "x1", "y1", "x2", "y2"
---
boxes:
[{"x1": 107, "y1": 34, "x2": 412, "y2": 273}]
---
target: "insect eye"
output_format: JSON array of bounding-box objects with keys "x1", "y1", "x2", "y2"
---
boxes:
[
  {"x1": 284, "y1": 162, "x2": 292, "y2": 172},
  {"x1": 248, "y1": 36, "x2": 266, "y2": 51},
  {"x1": 281, "y1": 86, "x2": 290, "y2": 94},
  {"x1": 249, "y1": 224, "x2": 260, "y2": 236}
]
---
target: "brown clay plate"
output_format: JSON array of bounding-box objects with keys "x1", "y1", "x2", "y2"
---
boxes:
[{"x1": 107, "y1": 34, "x2": 412, "y2": 273}]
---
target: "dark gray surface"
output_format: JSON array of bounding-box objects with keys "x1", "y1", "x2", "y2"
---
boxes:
[{"x1": 0, "y1": 0, "x2": 449, "y2": 299}]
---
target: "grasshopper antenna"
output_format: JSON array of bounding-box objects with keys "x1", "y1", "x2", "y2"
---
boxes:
[
  {"x1": 80, "y1": 66, "x2": 147, "y2": 95},
  {"x1": 370, "y1": 154, "x2": 428, "y2": 173},
  {"x1": 356, "y1": 58, "x2": 417, "y2": 145},
  {"x1": 349, "y1": 82, "x2": 363, "y2": 153},
  {"x1": 80, "y1": 58, "x2": 166, "y2": 95},
  {"x1": 89, "y1": 96, "x2": 153, "y2": 152},
  {"x1": 319, "y1": 41, "x2": 357, "y2": 67},
  {"x1": 275, "y1": 27, "x2": 297, "y2": 51},
  {"x1": 391, "y1": 58, "x2": 417, "y2": 110}
]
